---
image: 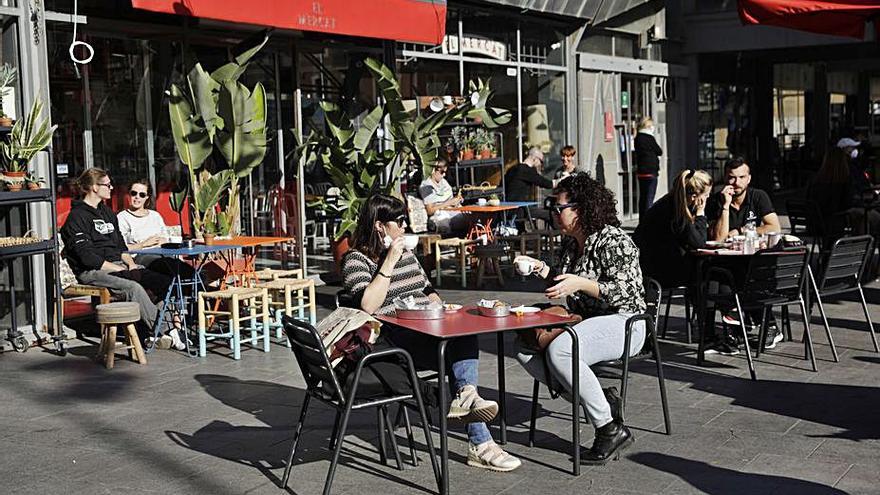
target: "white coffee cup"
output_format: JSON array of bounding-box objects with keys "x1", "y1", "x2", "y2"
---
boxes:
[
  {"x1": 403, "y1": 235, "x2": 419, "y2": 251},
  {"x1": 515, "y1": 259, "x2": 534, "y2": 275},
  {"x1": 477, "y1": 198, "x2": 488, "y2": 206}
]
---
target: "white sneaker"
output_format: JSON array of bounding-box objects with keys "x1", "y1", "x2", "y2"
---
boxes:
[
  {"x1": 169, "y1": 328, "x2": 187, "y2": 351},
  {"x1": 467, "y1": 440, "x2": 521, "y2": 472},
  {"x1": 447, "y1": 385, "x2": 498, "y2": 424}
]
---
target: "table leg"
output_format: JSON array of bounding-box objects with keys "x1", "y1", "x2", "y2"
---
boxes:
[
  {"x1": 437, "y1": 339, "x2": 449, "y2": 495},
  {"x1": 496, "y1": 332, "x2": 507, "y2": 445},
  {"x1": 563, "y1": 324, "x2": 580, "y2": 475}
]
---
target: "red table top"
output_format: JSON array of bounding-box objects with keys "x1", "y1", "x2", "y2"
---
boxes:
[
  {"x1": 449, "y1": 205, "x2": 520, "y2": 213},
  {"x1": 377, "y1": 305, "x2": 580, "y2": 338},
  {"x1": 213, "y1": 236, "x2": 294, "y2": 248}
]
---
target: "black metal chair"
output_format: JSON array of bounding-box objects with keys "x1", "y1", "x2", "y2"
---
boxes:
[
  {"x1": 660, "y1": 285, "x2": 693, "y2": 344},
  {"x1": 526, "y1": 277, "x2": 671, "y2": 444},
  {"x1": 280, "y1": 316, "x2": 440, "y2": 495},
  {"x1": 809, "y1": 235, "x2": 879, "y2": 359},
  {"x1": 703, "y1": 250, "x2": 815, "y2": 381}
]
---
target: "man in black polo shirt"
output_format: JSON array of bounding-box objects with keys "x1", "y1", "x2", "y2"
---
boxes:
[
  {"x1": 708, "y1": 157, "x2": 781, "y2": 241},
  {"x1": 504, "y1": 146, "x2": 554, "y2": 227},
  {"x1": 705, "y1": 157, "x2": 783, "y2": 354}
]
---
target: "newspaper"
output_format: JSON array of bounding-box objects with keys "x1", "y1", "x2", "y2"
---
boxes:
[{"x1": 316, "y1": 307, "x2": 381, "y2": 367}]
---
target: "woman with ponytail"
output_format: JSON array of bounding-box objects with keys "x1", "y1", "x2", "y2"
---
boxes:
[{"x1": 633, "y1": 169, "x2": 713, "y2": 288}]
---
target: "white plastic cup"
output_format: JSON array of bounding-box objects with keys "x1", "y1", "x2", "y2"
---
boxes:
[{"x1": 477, "y1": 198, "x2": 487, "y2": 206}]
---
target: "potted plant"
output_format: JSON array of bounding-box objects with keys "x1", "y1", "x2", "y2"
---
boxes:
[
  {"x1": 450, "y1": 126, "x2": 469, "y2": 160},
  {"x1": 0, "y1": 98, "x2": 56, "y2": 191},
  {"x1": 462, "y1": 131, "x2": 477, "y2": 161},
  {"x1": 0, "y1": 64, "x2": 16, "y2": 128},
  {"x1": 201, "y1": 210, "x2": 218, "y2": 245},
  {"x1": 487, "y1": 193, "x2": 501, "y2": 206},
  {"x1": 472, "y1": 128, "x2": 494, "y2": 159},
  {"x1": 25, "y1": 172, "x2": 44, "y2": 190}
]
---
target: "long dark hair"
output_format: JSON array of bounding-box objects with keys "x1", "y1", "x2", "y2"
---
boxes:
[
  {"x1": 814, "y1": 147, "x2": 850, "y2": 185},
  {"x1": 350, "y1": 194, "x2": 407, "y2": 262},
  {"x1": 554, "y1": 173, "x2": 620, "y2": 238}
]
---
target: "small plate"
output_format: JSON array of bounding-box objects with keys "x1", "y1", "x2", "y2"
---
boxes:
[
  {"x1": 444, "y1": 303, "x2": 463, "y2": 312},
  {"x1": 704, "y1": 241, "x2": 728, "y2": 249},
  {"x1": 511, "y1": 306, "x2": 541, "y2": 315}
]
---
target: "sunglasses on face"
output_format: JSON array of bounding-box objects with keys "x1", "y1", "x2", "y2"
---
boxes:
[
  {"x1": 390, "y1": 215, "x2": 407, "y2": 227},
  {"x1": 97, "y1": 182, "x2": 112, "y2": 188},
  {"x1": 544, "y1": 196, "x2": 575, "y2": 215},
  {"x1": 129, "y1": 191, "x2": 148, "y2": 198}
]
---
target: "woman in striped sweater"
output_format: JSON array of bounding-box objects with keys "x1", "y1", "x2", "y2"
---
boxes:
[{"x1": 342, "y1": 194, "x2": 521, "y2": 472}]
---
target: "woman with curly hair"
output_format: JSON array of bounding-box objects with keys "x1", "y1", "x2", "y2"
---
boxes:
[{"x1": 514, "y1": 173, "x2": 646, "y2": 465}]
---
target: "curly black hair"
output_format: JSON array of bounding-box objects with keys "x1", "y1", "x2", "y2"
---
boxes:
[{"x1": 554, "y1": 173, "x2": 620, "y2": 238}]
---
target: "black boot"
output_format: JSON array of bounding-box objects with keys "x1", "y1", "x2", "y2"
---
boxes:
[
  {"x1": 580, "y1": 420, "x2": 634, "y2": 465},
  {"x1": 603, "y1": 387, "x2": 623, "y2": 422}
]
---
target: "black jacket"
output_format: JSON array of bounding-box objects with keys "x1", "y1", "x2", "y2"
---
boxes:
[
  {"x1": 504, "y1": 163, "x2": 553, "y2": 202},
  {"x1": 633, "y1": 194, "x2": 706, "y2": 288},
  {"x1": 634, "y1": 132, "x2": 662, "y2": 176},
  {"x1": 60, "y1": 200, "x2": 127, "y2": 274}
]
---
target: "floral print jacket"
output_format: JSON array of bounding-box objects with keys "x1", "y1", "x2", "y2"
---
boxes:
[{"x1": 547, "y1": 225, "x2": 646, "y2": 319}]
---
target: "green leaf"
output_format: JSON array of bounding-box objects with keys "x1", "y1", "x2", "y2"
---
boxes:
[
  {"x1": 168, "y1": 84, "x2": 212, "y2": 170},
  {"x1": 194, "y1": 170, "x2": 232, "y2": 214},
  {"x1": 210, "y1": 30, "x2": 271, "y2": 82},
  {"x1": 216, "y1": 80, "x2": 268, "y2": 178},
  {"x1": 186, "y1": 62, "x2": 221, "y2": 141},
  {"x1": 353, "y1": 105, "x2": 384, "y2": 153}
]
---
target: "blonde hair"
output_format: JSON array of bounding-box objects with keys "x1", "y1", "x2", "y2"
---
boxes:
[
  {"x1": 672, "y1": 169, "x2": 713, "y2": 225},
  {"x1": 77, "y1": 168, "x2": 109, "y2": 196},
  {"x1": 638, "y1": 117, "x2": 654, "y2": 131}
]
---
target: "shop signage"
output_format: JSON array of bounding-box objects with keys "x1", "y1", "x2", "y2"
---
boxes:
[
  {"x1": 131, "y1": 0, "x2": 447, "y2": 45},
  {"x1": 442, "y1": 35, "x2": 507, "y2": 61},
  {"x1": 604, "y1": 112, "x2": 614, "y2": 142},
  {"x1": 620, "y1": 91, "x2": 629, "y2": 109}
]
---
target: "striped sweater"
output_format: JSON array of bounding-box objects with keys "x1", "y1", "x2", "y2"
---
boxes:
[{"x1": 342, "y1": 249, "x2": 436, "y2": 315}]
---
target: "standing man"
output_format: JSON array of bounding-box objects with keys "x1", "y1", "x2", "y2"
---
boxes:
[
  {"x1": 708, "y1": 157, "x2": 781, "y2": 242},
  {"x1": 505, "y1": 146, "x2": 554, "y2": 227},
  {"x1": 635, "y1": 117, "x2": 663, "y2": 216}
]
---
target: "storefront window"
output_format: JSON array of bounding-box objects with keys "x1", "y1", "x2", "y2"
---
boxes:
[
  {"x1": 464, "y1": 62, "x2": 519, "y2": 168},
  {"x1": 521, "y1": 68, "x2": 566, "y2": 176}
]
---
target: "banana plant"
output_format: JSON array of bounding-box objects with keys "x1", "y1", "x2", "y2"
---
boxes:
[
  {"x1": 166, "y1": 29, "x2": 270, "y2": 236},
  {"x1": 293, "y1": 58, "x2": 511, "y2": 240}
]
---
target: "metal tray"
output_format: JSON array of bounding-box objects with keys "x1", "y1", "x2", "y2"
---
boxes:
[
  {"x1": 395, "y1": 306, "x2": 446, "y2": 320},
  {"x1": 478, "y1": 305, "x2": 511, "y2": 317}
]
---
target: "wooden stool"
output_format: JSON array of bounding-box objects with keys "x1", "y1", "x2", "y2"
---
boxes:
[
  {"x1": 253, "y1": 268, "x2": 304, "y2": 282},
  {"x1": 96, "y1": 302, "x2": 146, "y2": 369},
  {"x1": 256, "y1": 278, "x2": 317, "y2": 346},
  {"x1": 474, "y1": 244, "x2": 507, "y2": 288},
  {"x1": 434, "y1": 238, "x2": 477, "y2": 288},
  {"x1": 197, "y1": 287, "x2": 270, "y2": 360}
]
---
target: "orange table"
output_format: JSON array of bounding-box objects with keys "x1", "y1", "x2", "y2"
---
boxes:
[
  {"x1": 449, "y1": 204, "x2": 520, "y2": 243},
  {"x1": 213, "y1": 236, "x2": 295, "y2": 288}
]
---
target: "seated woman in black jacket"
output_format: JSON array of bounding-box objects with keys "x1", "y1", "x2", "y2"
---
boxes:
[
  {"x1": 60, "y1": 168, "x2": 184, "y2": 350},
  {"x1": 634, "y1": 169, "x2": 712, "y2": 289}
]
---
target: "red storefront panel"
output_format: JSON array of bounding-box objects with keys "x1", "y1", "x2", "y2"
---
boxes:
[{"x1": 131, "y1": 0, "x2": 447, "y2": 44}]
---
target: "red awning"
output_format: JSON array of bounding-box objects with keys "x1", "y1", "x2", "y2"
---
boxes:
[
  {"x1": 131, "y1": 0, "x2": 447, "y2": 45},
  {"x1": 738, "y1": 0, "x2": 880, "y2": 39}
]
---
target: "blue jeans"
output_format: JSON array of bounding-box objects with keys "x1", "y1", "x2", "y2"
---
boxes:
[
  {"x1": 387, "y1": 329, "x2": 492, "y2": 445},
  {"x1": 638, "y1": 175, "x2": 658, "y2": 217}
]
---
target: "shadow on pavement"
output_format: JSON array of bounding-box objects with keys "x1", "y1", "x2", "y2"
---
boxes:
[{"x1": 630, "y1": 452, "x2": 847, "y2": 495}]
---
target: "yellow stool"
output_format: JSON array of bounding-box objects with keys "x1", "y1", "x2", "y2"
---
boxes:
[
  {"x1": 197, "y1": 287, "x2": 270, "y2": 360},
  {"x1": 434, "y1": 238, "x2": 477, "y2": 288},
  {"x1": 253, "y1": 268, "x2": 304, "y2": 282},
  {"x1": 95, "y1": 302, "x2": 146, "y2": 369},
  {"x1": 256, "y1": 278, "x2": 317, "y2": 346}
]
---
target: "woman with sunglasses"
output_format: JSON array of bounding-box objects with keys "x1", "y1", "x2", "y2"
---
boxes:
[
  {"x1": 118, "y1": 179, "x2": 169, "y2": 255},
  {"x1": 342, "y1": 194, "x2": 521, "y2": 472},
  {"x1": 514, "y1": 174, "x2": 645, "y2": 465}
]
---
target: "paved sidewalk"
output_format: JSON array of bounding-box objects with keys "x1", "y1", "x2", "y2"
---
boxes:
[{"x1": 1, "y1": 279, "x2": 878, "y2": 494}]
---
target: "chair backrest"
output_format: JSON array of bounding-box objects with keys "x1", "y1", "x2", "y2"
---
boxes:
[
  {"x1": 282, "y1": 316, "x2": 346, "y2": 404},
  {"x1": 743, "y1": 250, "x2": 809, "y2": 299},
  {"x1": 786, "y1": 199, "x2": 809, "y2": 234},
  {"x1": 818, "y1": 235, "x2": 873, "y2": 292},
  {"x1": 334, "y1": 289, "x2": 355, "y2": 309},
  {"x1": 643, "y1": 278, "x2": 662, "y2": 332},
  {"x1": 406, "y1": 195, "x2": 429, "y2": 234}
]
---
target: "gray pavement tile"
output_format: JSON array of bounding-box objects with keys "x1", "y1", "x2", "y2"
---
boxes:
[
  {"x1": 742, "y1": 453, "x2": 851, "y2": 486},
  {"x1": 808, "y1": 437, "x2": 880, "y2": 465},
  {"x1": 834, "y1": 463, "x2": 879, "y2": 495},
  {"x1": 704, "y1": 410, "x2": 800, "y2": 434}
]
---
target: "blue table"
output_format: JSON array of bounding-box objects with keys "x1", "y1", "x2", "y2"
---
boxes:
[
  {"x1": 498, "y1": 201, "x2": 540, "y2": 229},
  {"x1": 128, "y1": 244, "x2": 241, "y2": 354}
]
